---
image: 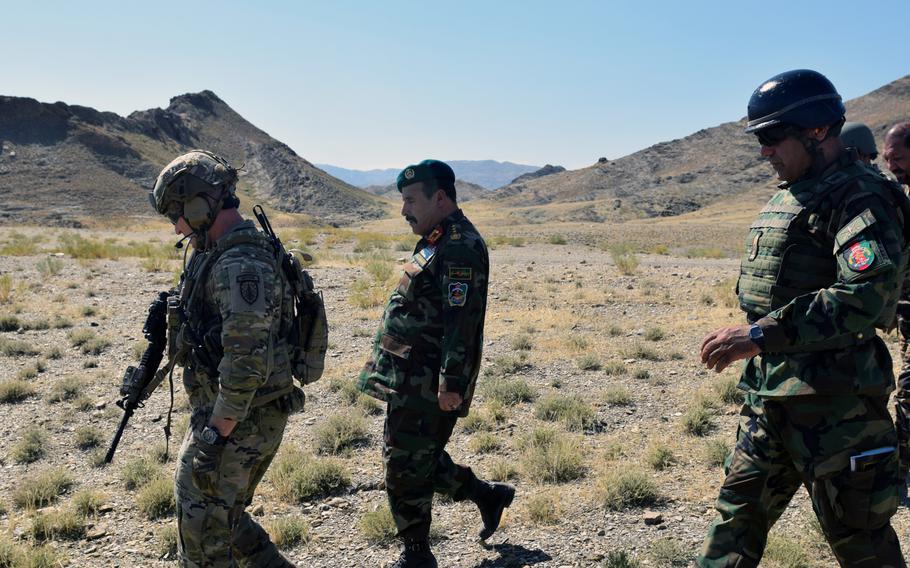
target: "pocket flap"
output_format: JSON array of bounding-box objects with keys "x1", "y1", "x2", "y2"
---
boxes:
[{"x1": 380, "y1": 334, "x2": 412, "y2": 359}]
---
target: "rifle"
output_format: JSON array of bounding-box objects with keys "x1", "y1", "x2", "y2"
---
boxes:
[{"x1": 104, "y1": 291, "x2": 170, "y2": 463}]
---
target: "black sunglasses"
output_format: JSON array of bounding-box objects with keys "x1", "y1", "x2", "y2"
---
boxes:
[{"x1": 755, "y1": 125, "x2": 800, "y2": 147}]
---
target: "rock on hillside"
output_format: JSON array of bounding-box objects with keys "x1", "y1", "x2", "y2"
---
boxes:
[
  {"x1": 0, "y1": 91, "x2": 385, "y2": 226},
  {"x1": 509, "y1": 164, "x2": 566, "y2": 185},
  {"x1": 492, "y1": 75, "x2": 910, "y2": 222}
]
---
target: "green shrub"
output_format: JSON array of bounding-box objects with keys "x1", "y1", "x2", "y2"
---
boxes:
[
  {"x1": 0, "y1": 338, "x2": 39, "y2": 357},
  {"x1": 267, "y1": 515, "x2": 311, "y2": 549},
  {"x1": 644, "y1": 327, "x2": 665, "y2": 341},
  {"x1": 511, "y1": 334, "x2": 533, "y2": 351},
  {"x1": 577, "y1": 353, "x2": 602, "y2": 371},
  {"x1": 74, "y1": 426, "x2": 103, "y2": 450},
  {"x1": 10, "y1": 427, "x2": 47, "y2": 464},
  {"x1": 136, "y1": 477, "x2": 175, "y2": 519},
  {"x1": 603, "y1": 386, "x2": 632, "y2": 406},
  {"x1": 269, "y1": 448, "x2": 350, "y2": 502},
  {"x1": 547, "y1": 234, "x2": 567, "y2": 245},
  {"x1": 71, "y1": 489, "x2": 106, "y2": 518},
  {"x1": 596, "y1": 468, "x2": 661, "y2": 510},
  {"x1": 625, "y1": 344, "x2": 661, "y2": 361},
  {"x1": 469, "y1": 432, "x2": 503, "y2": 454},
  {"x1": 359, "y1": 503, "x2": 396, "y2": 545},
  {"x1": 488, "y1": 460, "x2": 519, "y2": 482},
  {"x1": 0, "y1": 314, "x2": 20, "y2": 331},
  {"x1": 520, "y1": 428, "x2": 586, "y2": 484},
  {"x1": 29, "y1": 510, "x2": 85, "y2": 541},
  {"x1": 12, "y1": 469, "x2": 74, "y2": 509},
  {"x1": 682, "y1": 406, "x2": 715, "y2": 437},
  {"x1": 526, "y1": 493, "x2": 560, "y2": 525},
  {"x1": 610, "y1": 244, "x2": 639, "y2": 275},
  {"x1": 601, "y1": 550, "x2": 641, "y2": 568},
  {"x1": 121, "y1": 456, "x2": 162, "y2": 490},
  {"x1": 156, "y1": 524, "x2": 178, "y2": 559},
  {"x1": 633, "y1": 369, "x2": 651, "y2": 381},
  {"x1": 482, "y1": 377, "x2": 537, "y2": 406},
  {"x1": 704, "y1": 438, "x2": 730, "y2": 468},
  {"x1": 764, "y1": 534, "x2": 812, "y2": 568},
  {"x1": 36, "y1": 257, "x2": 63, "y2": 277},
  {"x1": 646, "y1": 442, "x2": 676, "y2": 471},
  {"x1": 46, "y1": 376, "x2": 84, "y2": 403},
  {"x1": 714, "y1": 376, "x2": 745, "y2": 405},
  {"x1": 648, "y1": 538, "x2": 690, "y2": 567},
  {"x1": 0, "y1": 275, "x2": 13, "y2": 304},
  {"x1": 45, "y1": 346, "x2": 64, "y2": 359},
  {"x1": 0, "y1": 379, "x2": 37, "y2": 403},
  {"x1": 314, "y1": 412, "x2": 369, "y2": 455},
  {"x1": 483, "y1": 354, "x2": 529, "y2": 378},
  {"x1": 534, "y1": 395, "x2": 596, "y2": 431},
  {"x1": 461, "y1": 412, "x2": 491, "y2": 434},
  {"x1": 602, "y1": 360, "x2": 626, "y2": 376}
]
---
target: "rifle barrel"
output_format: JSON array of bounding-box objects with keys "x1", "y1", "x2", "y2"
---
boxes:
[{"x1": 103, "y1": 404, "x2": 135, "y2": 464}]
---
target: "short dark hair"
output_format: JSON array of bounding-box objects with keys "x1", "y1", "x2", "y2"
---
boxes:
[{"x1": 887, "y1": 122, "x2": 910, "y2": 149}]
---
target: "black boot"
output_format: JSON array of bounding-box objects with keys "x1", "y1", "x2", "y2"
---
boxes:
[
  {"x1": 471, "y1": 479, "x2": 515, "y2": 540},
  {"x1": 390, "y1": 540, "x2": 437, "y2": 568}
]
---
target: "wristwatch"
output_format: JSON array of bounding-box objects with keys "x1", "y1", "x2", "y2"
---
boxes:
[
  {"x1": 748, "y1": 324, "x2": 765, "y2": 350},
  {"x1": 200, "y1": 426, "x2": 227, "y2": 446}
]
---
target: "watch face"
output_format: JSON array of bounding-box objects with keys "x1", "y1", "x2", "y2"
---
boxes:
[{"x1": 202, "y1": 427, "x2": 217, "y2": 445}]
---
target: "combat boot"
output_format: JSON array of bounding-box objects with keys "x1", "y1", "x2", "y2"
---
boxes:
[
  {"x1": 470, "y1": 479, "x2": 515, "y2": 540},
  {"x1": 390, "y1": 540, "x2": 437, "y2": 568}
]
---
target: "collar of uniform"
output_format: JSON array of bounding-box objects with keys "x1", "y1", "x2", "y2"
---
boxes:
[{"x1": 213, "y1": 219, "x2": 256, "y2": 249}]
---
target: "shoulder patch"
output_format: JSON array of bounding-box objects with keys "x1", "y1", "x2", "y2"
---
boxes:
[
  {"x1": 229, "y1": 265, "x2": 266, "y2": 313},
  {"x1": 448, "y1": 282, "x2": 468, "y2": 306},
  {"x1": 844, "y1": 241, "x2": 875, "y2": 271},
  {"x1": 835, "y1": 208, "x2": 877, "y2": 250}
]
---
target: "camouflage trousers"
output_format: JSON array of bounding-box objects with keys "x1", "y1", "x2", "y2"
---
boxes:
[
  {"x1": 896, "y1": 315, "x2": 910, "y2": 476},
  {"x1": 175, "y1": 403, "x2": 290, "y2": 568},
  {"x1": 698, "y1": 393, "x2": 904, "y2": 568},
  {"x1": 383, "y1": 401, "x2": 477, "y2": 542}
]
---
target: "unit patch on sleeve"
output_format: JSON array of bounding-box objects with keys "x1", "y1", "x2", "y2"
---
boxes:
[
  {"x1": 844, "y1": 240, "x2": 875, "y2": 271},
  {"x1": 448, "y1": 266, "x2": 472, "y2": 280},
  {"x1": 237, "y1": 273, "x2": 260, "y2": 304},
  {"x1": 448, "y1": 282, "x2": 468, "y2": 306}
]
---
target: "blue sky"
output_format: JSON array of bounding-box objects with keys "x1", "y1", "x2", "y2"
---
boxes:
[{"x1": 3, "y1": 1, "x2": 908, "y2": 170}]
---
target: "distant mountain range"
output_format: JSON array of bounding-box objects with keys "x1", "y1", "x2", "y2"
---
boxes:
[
  {"x1": 0, "y1": 91, "x2": 385, "y2": 226},
  {"x1": 317, "y1": 160, "x2": 541, "y2": 190}
]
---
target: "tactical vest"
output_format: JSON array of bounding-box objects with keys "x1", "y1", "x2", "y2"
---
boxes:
[
  {"x1": 738, "y1": 160, "x2": 910, "y2": 352},
  {"x1": 173, "y1": 226, "x2": 296, "y2": 407}
]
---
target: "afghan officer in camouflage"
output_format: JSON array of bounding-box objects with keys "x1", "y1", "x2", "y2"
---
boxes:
[
  {"x1": 151, "y1": 150, "x2": 303, "y2": 568},
  {"x1": 358, "y1": 159, "x2": 515, "y2": 568},
  {"x1": 884, "y1": 122, "x2": 910, "y2": 492},
  {"x1": 841, "y1": 122, "x2": 879, "y2": 166},
  {"x1": 697, "y1": 70, "x2": 910, "y2": 567}
]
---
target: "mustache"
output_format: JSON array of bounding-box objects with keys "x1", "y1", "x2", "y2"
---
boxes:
[{"x1": 405, "y1": 215, "x2": 417, "y2": 224}]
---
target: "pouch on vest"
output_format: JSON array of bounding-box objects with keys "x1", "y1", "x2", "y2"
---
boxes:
[{"x1": 287, "y1": 253, "x2": 328, "y2": 385}]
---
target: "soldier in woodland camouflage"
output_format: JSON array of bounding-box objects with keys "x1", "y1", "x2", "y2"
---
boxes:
[
  {"x1": 151, "y1": 150, "x2": 303, "y2": 567},
  {"x1": 358, "y1": 159, "x2": 514, "y2": 568},
  {"x1": 697, "y1": 71, "x2": 909, "y2": 567},
  {"x1": 884, "y1": 122, "x2": 910, "y2": 493}
]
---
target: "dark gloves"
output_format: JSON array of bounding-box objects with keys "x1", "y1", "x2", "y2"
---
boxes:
[{"x1": 192, "y1": 427, "x2": 227, "y2": 495}]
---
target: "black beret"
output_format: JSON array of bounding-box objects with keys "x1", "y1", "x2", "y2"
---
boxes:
[{"x1": 396, "y1": 159, "x2": 456, "y2": 191}]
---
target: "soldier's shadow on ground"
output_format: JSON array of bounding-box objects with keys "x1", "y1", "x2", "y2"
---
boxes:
[{"x1": 471, "y1": 542, "x2": 552, "y2": 567}]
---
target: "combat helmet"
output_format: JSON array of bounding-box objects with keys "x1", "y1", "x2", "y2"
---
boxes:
[
  {"x1": 745, "y1": 69, "x2": 845, "y2": 135},
  {"x1": 150, "y1": 149, "x2": 239, "y2": 231},
  {"x1": 840, "y1": 122, "x2": 878, "y2": 159}
]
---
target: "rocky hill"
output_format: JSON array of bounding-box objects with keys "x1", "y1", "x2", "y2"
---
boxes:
[
  {"x1": 0, "y1": 91, "x2": 386, "y2": 226},
  {"x1": 492, "y1": 75, "x2": 910, "y2": 222}
]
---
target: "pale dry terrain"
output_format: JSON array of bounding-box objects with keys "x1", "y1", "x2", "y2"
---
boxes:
[{"x1": 0, "y1": 210, "x2": 908, "y2": 568}]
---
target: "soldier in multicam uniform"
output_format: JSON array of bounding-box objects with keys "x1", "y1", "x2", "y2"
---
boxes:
[
  {"x1": 358, "y1": 159, "x2": 515, "y2": 568},
  {"x1": 841, "y1": 122, "x2": 879, "y2": 166},
  {"x1": 150, "y1": 150, "x2": 303, "y2": 568},
  {"x1": 697, "y1": 70, "x2": 910, "y2": 567},
  {"x1": 884, "y1": 122, "x2": 910, "y2": 496}
]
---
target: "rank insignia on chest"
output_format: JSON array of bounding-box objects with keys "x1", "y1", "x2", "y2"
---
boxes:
[
  {"x1": 450, "y1": 226, "x2": 461, "y2": 240},
  {"x1": 237, "y1": 273, "x2": 261, "y2": 304},
  {"x1": 844, "y1": 241, "x2": 875, "y2": 271},
  {"x1": 448, "y1": 282, "x2": 468, "y2": 306}
]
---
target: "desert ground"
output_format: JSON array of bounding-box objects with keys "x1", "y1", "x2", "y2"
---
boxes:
[{"x1": 0, "y1": 202, "x2": 907, "y2": 568}]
